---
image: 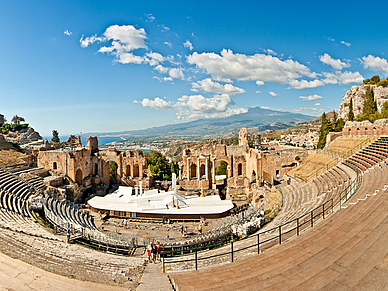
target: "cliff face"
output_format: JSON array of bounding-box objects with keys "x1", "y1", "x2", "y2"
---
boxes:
[
  {"x1": 339, "y1": 84, "x2": 388, "y2": 120},
  {"x1": 4, "y1": 127, "x2": 42, "y2": 145}
]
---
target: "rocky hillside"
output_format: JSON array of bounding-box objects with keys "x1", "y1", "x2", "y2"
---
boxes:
[
  {"x1": 0, "y1": 127, "x2": 42, "y2": 146},
  {"x1": 339, "y1": 84, "x2": 388, "y2": 120}
]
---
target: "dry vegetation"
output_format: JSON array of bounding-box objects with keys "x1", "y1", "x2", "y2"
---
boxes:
[
  {"x1": 263, "y1": 187, "x2": 282, "y2": 221},
  {"x1": 0, "y1": 142, "x2": 27, "y2": 168},
  {"x1": 289, "y1": 153, "x2": 337, "y2": 181},
  {"x1": 324, "y1": 136, "x2": 378, "y2": 159}
]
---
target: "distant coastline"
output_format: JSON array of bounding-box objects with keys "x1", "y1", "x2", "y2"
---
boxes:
[{"x1": 41, "y1": 136, "x2": 150, "y2": 153}]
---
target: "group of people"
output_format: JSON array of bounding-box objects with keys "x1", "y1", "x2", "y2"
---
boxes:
[
  {"x1": 180, "y1": 225, "x2": 188, "y2": 236},
  {"x1": 147, "y1": 241, "x2": 161, "y2": 263}
]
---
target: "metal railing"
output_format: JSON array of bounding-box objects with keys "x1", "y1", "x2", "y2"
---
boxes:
[
  {"x1": 162, "y1": 165, "x2": 361, "y2": 272},
  {"x1": 43, "y1": 195, "x2": 136, "y2": 255}
]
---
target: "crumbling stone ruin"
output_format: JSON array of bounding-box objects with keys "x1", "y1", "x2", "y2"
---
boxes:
[
  {"x1": 342, "y1": 118, "x2": 388, "y2": 136},
  {"x1": 35, "y1": 136, "x2": 150, "y2": 201},
  {"x1": 179, "y1": 128, "x2": 306, "y2": 200}
]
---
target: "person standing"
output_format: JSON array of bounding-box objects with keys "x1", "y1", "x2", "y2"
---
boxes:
[
  {"x1": 66, "y1": 227, "x2": 72, "y2": 244},
  {"x1": 147, "y1": 243, "x2": 152, "y2": 263},
  {"x1": 151, "y1": 243, "x2": 158, "y2": 263},
  {"x1": 184, "y1": 226, "x2": 188, "y2": 237},
  {"x1": 180, "y1": 225, "x2": 184, "y2": 236},
  {"x1": 199, "y1": 224, "x2": 203, "y2": 234},
  {"x1": 156, "y1": 241, "x2": 162, "y2": 261}
]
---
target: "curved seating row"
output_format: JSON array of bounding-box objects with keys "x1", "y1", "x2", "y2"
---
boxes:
[
  {"x1": 43, "y1": 195, "x2": 136, "y2": 254},
  {"x1": 169, "y1": 155, "x2": 388, "y2": 289},
  {"x1": 344, "y1": 136, "x2": 388, "y2": 172},
  {"x1": 266, "y1": 163, "x2": 353, "y2": 230},
  {"x1": 44, "y1": 196, "x2": 97, "y2": 231}
]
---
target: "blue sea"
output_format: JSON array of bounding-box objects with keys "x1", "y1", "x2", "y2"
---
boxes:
[{"x1": 42, "y1": 135, "x2": 150, "y2": 152}]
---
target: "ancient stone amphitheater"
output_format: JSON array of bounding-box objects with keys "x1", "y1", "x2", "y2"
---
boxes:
[{"x1": 1, "y1": 136, "x2": 388, "y2": 290}]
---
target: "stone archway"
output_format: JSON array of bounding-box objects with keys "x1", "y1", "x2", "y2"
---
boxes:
[
  {"x1": 133, "y1": 164, "x2": 139, "y2": 177},
  {"x1": 190, "y1": 163, "x2": 197, "y2": 179},
  {"x1": 200, "y1": 164, "x2": 206, "y2": 178},
  {"x1": 76, "y1": 169, "x2": 83, "y2": 185},
  {"x1": 126, "y1": 165, "x2": 131, "y2": 176},
  {"x1": 238, "y1": 163, "x2": 243, "y2": 176},
  {"x1": 93, "y1": 163, "x2": 98, "y2": 175}
]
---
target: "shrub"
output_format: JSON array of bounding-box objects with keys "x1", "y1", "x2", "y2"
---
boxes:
[{"x1": 377, "y1": 79, "x2": 388, "y2": 87}]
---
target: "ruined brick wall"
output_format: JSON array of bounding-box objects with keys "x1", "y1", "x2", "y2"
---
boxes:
[
  {"x1": 342, "y1": 119, "x2": 388, "y2": 136},
  {"x1": 86, "y1": 136, "x2": 98, "y2": 151},
  {"x1": 37, "y1": 145, "x2": 148, "y2": 186}
]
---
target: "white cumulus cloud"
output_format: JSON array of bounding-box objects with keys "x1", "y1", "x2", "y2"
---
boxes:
[
  {"x1": 340, "y1": 41, "x2": 351, "y2": 47},
  {"x1": 186, "y1": 49, "x2": 317, "y2": 84},
  {"x1": 80, "y1": 25, "x2": 148, "y2": 65},
  {"x1": 191, "y1": 78, "x2": 245, "y2": 96},
  {"x1": 336, "y1": 71, "x2": 364, "y2": 85},
  {"x1": 164, "y1": 42, "x2": 173, "y2": 48},
  {"x1": 168, "y1": 67, "x2": 184, "y2": 79},
  {"x1": 361, "y1": 55, "x2": 388, "y2": 75},
  {"x1": 64, "y1": 30, "x2": 72, "y2": 36},
  {"x1": 183, "y1": 40, "x2": 194, "y2": 50},
  {"x1": 299, "y1": 95, "x2": 322, "y2": 101},
  {"x1": 134, "y1": 97, "x2": 173, "y2": 110},
  {"x1": 269, "y1": 91, "x2": 278, "y2": 97},
  {"x1": 319, "y1": 53, "x2": 350, "y2": 70},
  {"x1": 135, "y1": 94, "x2": 247, "y2": 120},
  {"x1": 256, "y1": 80, "x2": 264, "y2": 86},
  {"x1": 289, "y1": 79, "x2": 324, "y2": 89}
]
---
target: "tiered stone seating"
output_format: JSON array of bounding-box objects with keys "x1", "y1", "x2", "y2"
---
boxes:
[
  {"x1": 44, "y1": 196, "x2": 97, "y2": 231},
  {"x1": 265, "y1": 163, "x2": 352, "y2": 231},
  {"x1": 169, "y1": 164, "x2": 388, "y2": 290},
  {"x1": 0, "y1": 226, "x2": 144, "y2": 287},
  {"x1": 344, "y1": 137, "x2": 388, "y2": 172}
]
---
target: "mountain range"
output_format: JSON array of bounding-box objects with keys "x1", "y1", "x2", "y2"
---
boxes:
[{"x1": 85, "y1": 107, "x2": 314, "y2": 141}]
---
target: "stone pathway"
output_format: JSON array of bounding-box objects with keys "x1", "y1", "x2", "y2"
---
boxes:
[
  {"x1": 137, "y1": 261, "x2": 173, "y2": 291},
  {"x1": 0, "y1": 251, "x2": 127, "y2": 291}
]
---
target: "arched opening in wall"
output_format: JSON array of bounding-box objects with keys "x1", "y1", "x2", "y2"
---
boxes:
[
  {"x1": 190, "y1": 163, "x2": 197, "y2": 179},
  {"x1": 93, "y1": 163, "x2": 98, "y2": 175},
  {"x1": 109, "y1": 161, "x2": 118, "y2": 180},
  {"x1": 53, "y1": 162, "x2": 57, "y2": 170},
  {"x1": 215, "y1": 160, "x2": 228, "y2": 200},
  {"x1": 238, "y1": 163, "x2": 242, "y2": 176},
  {"x1": 200, "y1": 164, "x2": 205, "y2": 178},
  {"x1": 215, "y1": 161, "x2": 228, "y2": 178},
  {"x1": 126, "y1": 165, "x2": 131, "y2": 176},
  {"x1": 133, "y1": 164, "x2": 139, "y2": 177},
  {"x1": 76, "y1": 169, "x2": 83, "y2": 185}
]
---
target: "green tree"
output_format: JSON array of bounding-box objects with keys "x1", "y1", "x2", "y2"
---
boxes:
[
  {"x1": 51, "y1": 130, "x2": 60, "y2": 143},
  {"x1": 363, "y1": 86, "x2": 376, "y2": 117},
  {"x1": 381, "y1": 101, "x2": 388, "y2": 118},
  {"x1": 334, "y1": 118, "x2": 345, "y2": 132},
  {"x1": 11, "y1": 115, "x2": 25, "y2": 125},
  {"x1": 215, "y1": 161, "x2": 227, "y2": 175},
  {"x1": 109, "y1": 161, "x2": 118, "y2": 180},
  {"x1": 370, "y1": 75, "x2": 380, "y2": 84},
  {"x1": 144, "y1": 150, "x2": 171, "y2": 180},
  {"x1": 348, "y1": 98, "x2": 354, "y2": 121},
  {"x1": 377, "y1": 79, "x2": 388, "y2": 87},
  {"x1": 170, "y1": 161, "x2": 179, "y2": 176},
  {"x1": 317, "y1": 112, "x2": 333, "y2": 149}
]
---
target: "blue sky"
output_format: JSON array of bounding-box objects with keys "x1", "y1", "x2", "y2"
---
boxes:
[{"x1": 1, "y1": 0, "x2": 388, "y2": 136}]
